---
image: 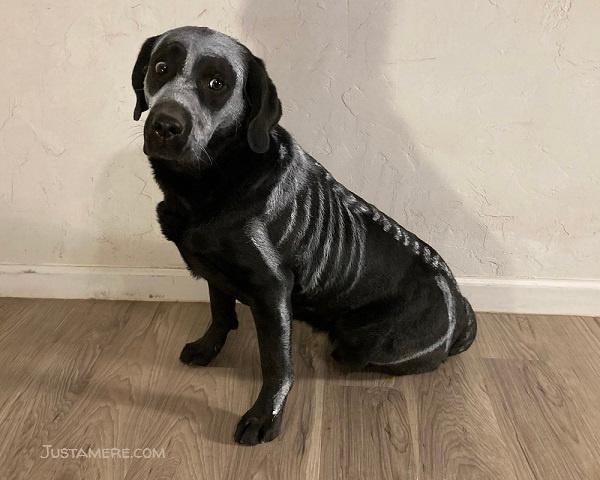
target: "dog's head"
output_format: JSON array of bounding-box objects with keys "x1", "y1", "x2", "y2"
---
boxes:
[{"x1": 132, "y1": 27, "x2": 281, "y2": 167}]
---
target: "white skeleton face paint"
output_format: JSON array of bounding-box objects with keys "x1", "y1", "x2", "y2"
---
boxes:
[{"x1": 142, "y1": 27, "x2": 248, "y2": 163}]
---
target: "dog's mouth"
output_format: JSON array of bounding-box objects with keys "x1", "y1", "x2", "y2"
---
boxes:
[
  {"x1": 144, "y1": 143, "x2": 186, "y2": 162},
  {"x1": 142, "y1": 130, "x2": 189, "y2": 161},
  {"x1": 144, "y1": 143, "x2": 209, "y2": 174},
  {"x1": 143, "y1": 140, "x2": 169, "y2": 158}
]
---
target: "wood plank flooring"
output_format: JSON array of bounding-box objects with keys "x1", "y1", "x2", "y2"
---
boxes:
[{"x1": 0, "y1": 297, "x2": 599, "y2": 479}]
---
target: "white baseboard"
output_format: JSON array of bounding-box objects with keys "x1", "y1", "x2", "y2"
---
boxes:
[
  {"x1": 457, "y1": 277, "x2": 600, "y2": 316},
  {"x1": 0, "y1": 264, "x2": 209, "y2": 303},
  {"x1": 1, "y1": 263, "x2": 599, "y2": 316}
]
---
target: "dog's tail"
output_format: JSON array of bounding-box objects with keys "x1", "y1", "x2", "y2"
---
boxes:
[{"x1": 448, "y1": 295, "x2": 477, "y2": 356}]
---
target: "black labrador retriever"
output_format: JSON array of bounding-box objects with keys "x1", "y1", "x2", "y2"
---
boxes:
[{"x1": 131, "y1": 26, "x2": 477, "y2": 445}]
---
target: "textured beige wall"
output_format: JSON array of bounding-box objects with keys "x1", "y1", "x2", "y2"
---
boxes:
[{"x1": 1, "y1": 0, "x2": 598, "y2": 281}]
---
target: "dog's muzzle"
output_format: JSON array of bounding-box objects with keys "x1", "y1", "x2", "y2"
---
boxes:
[{"x1": 144, "y1": 100, "x2": 192, "y2": 159}]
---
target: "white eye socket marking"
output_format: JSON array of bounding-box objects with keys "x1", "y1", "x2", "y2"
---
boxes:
[
  {"x1": 155, "y1": 61, "x2": 168, "y2": 74},
  {"x1": 208, "y1": 78, "x2": 224, "y2": 90}
]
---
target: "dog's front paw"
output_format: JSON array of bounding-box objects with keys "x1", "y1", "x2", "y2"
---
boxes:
[
  {"x1": 234, "y1": 408, "x2": 282, "y2": 445},
  {"x1": 179, "y1": 340, "x2": 222, "y2": 366}
]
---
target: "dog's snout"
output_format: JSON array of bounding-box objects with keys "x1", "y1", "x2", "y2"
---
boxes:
[
  {"x1": 144, "y1": 101, "x2": 192, "y2": 159},
  {"x1": 152, "y1": 114, "x2": 184, "y2": 141},
  {"x1": 150, "y1": 102, "x2": 189, "y2": 142}
]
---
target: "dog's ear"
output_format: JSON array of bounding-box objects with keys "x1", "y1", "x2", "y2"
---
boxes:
[
  {"x1": 132, "y1": 35, "x2": 159, "y2": 121},
  {"x1": 244, "y1": 55, "x2": 282, "y2": 153}
]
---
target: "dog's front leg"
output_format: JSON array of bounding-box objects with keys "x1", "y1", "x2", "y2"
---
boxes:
[
  {"x1": 180, "y1": 284, "x2": 238, "y2": 366},
  {"x1": 234, "y1": 291, "x2": 293, "y2": 445}
]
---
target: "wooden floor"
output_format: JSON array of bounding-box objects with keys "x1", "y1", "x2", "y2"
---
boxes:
[{"x1": 0, "y1": 298, "x2": 599, "y2": 479}]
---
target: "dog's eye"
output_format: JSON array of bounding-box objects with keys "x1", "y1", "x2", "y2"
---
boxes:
[
  {"x1": 208, "y1": 78, "x2": 224, "y2": 91},
  {"x1": 155, "y1": 61, "x2": 168, "y2": 74}
]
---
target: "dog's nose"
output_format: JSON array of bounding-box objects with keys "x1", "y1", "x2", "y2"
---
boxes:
[{"x1": 152, "y1": 114, "x2": 184, "y2": 141}]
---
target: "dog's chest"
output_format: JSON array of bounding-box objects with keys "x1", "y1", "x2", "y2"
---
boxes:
[{"x1": 177, "y1": 224, "x2": 254, "y2": 302}]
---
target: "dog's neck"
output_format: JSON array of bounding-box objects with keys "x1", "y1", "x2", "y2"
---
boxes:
[{"x1": 149, "y1": 126, "x2": 291, "y2": 221}]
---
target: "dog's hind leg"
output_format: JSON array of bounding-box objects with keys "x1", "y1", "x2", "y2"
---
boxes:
[
  {"x1": 330, "y1": 274, "x2": 458, "y2": 375},
  {"x1": 328, "y1": 299, "x2": 403, "y2": 370},
  {"x1": 180, "y1": 284, "x2": 238, "y2": 366},
  {"x1": 331, "y1": 314, "x2": 449, "y2": 374},
  {"x1": 448, "y1": 296, "x2": 477, "y2": 356},
  {"x1": 366, "y1": 349, "x2": 447, "y2": 376}
]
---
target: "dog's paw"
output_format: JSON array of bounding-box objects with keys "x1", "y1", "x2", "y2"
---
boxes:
[
  {"x1": 179, "y1": 341, "x2": 220, "y2": 366},
  {"x1": 234, "y1": 408, "x2": 282, "y2": 445}
]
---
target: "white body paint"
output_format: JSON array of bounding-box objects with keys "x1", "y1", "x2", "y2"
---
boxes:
[
  {"x1": 279, "y1": 142, "x2": 461, "y2": 301},
  {"x1": 261, "y1": 140, "x2": 463, "y2": 368},
  {"x1": 271, "y1": 379, "x2": 292, "y2": 416}
]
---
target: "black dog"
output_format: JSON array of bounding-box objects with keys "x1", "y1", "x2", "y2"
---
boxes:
[{"x1": 132, "y1": 26, "x2": 476, "y2": 445}]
